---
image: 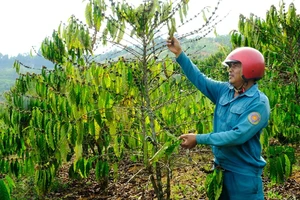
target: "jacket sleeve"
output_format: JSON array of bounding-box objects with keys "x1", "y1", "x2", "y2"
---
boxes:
[
  {"x1": 195, "y1": 102, "x2": 270, "y2": 146},
  {"x1": 176, "y1": 51, "x2": 226, "y2": 104}
]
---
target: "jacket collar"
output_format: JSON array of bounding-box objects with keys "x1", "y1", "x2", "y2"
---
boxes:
[{"x1": 228, "y1": 83, "x2": 258, "y2": 97}]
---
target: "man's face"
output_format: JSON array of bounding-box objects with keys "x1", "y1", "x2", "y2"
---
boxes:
[{"x1": 228, "y1": 62, "x2": 243, "y2": 87}]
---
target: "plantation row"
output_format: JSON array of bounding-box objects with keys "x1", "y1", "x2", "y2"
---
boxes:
[{"x1": 0, "y1": 0, "x2": 299, "y2": 199}]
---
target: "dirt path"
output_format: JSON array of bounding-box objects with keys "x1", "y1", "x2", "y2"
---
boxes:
[
  {"x1": 42, "y1": 146, "x2": 300, "y2": 200},
  {"x1": 11, "y1": 146, "x2": 300, "y2": 199}
]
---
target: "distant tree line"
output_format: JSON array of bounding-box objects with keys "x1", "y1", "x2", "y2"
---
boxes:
[
  {"x1": 0, "y1": 52, "x2": 54, "y2": 70},
  {"x1": 0, "y1": 35, "x2": 231, "y2": 99}
]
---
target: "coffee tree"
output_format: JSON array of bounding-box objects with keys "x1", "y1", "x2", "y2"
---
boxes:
[
  {"x1": 230, "y1": 1, "x2": 299, "y2": 183},
  {"x1": 0, "y1": 0, "x2": 224, "y2": 199}
]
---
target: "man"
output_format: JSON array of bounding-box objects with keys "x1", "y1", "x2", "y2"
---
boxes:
[{"x1": 166, "y1": 37, "x2": 270, "y2": 200}]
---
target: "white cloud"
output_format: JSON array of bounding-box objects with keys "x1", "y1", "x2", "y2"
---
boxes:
[
  {"x1": 0, "y1": 0, "x2": 299, "y2": 56},
  {"x1": 0, "y1": 0, "x2": 86, "y2": 56}
]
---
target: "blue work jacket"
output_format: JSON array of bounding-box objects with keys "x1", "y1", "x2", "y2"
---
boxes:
[{"x1": 176, "y1": 52, "x2": 270, "y2": 177}]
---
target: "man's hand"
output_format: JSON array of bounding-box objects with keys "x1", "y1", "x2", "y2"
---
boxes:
[
  {"x1": 166, "y1": 37, "x2": 182, "y2": 58},
  {"x1": 179, "y1": 133, "x2": 197, "y2": 149}
]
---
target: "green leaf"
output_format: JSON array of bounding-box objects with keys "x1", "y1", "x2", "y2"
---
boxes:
[
  {"x1": 13, "y1": 61, "x2": 20, "y2": 74},
  {"x1": 74, "y1": 143, "x2": 83, "y2": 163},
  {"x1": 4, "y1": 176, "x2": 15, "y2": 193},
  {"x1": 149, "y1": 139, "x2": 180, "y2": 164},
  {"x1": 202, "y1": 10, "x2": 207, "y2": 22},
  {"x1": 77, "y1": 158, "x2": 85, "y2": 178},
  {"x1": 0, "y1": 179, "x2": 10, "y2": 200},
  {"x1": 205, "y1": 170, "x2": 223, "y2": 200},
  {"x1": 102, "y1": 161, "x2": 109, "y2": 177},
  {"x1": 165, "y1": 139, "x2": 181, "y2": 156},
  {"x1": 276, "y1": 156, "x2": 284, "y2": 183},
  {"x1": 76, "y1": 121, "x2": 84, "y2": 144},
  {"x1": 95, "y1": 160, "x2": 102, "y2": 181},
  {"x1": 284, "y1": 154, "x2": 291, "y2": 177},
  {"x1": 85, "y1": 3, "x2": 93, "y2": 28},
  {"x1": 46, "y1": 121, "x2": 55, "y2": 150},
  {"x1": 58, "y1": 123, "x2": 70, "y2": 162}
]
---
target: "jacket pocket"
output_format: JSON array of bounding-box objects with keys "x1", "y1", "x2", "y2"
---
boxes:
[{"x1": 228, "y1": 105, "x2": 246, "y2": 128}]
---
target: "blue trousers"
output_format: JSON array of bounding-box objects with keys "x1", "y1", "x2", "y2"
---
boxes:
[{"x1": 219, "y1": 170, "x2": 264, "y2": 200}]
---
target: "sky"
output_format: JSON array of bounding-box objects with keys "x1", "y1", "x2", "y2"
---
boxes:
[{"x1": 0, "y1": 0, "x2": 299, "y2": 57}]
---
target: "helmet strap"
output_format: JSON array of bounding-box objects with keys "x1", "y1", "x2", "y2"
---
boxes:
[
  {"x1": 233, "y1": 80, "x2": 248, "y2": 94},
  {"x1": 233, "y1": 86, "x2": 245, "y2": 94}
]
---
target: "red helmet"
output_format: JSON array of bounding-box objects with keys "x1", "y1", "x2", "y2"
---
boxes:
[{"x1": 223, "y1": 47, "x2": 265, "y2": 81}]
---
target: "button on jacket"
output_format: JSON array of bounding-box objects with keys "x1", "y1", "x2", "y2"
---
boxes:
[{"x1": 176, "y1": 52, "x2": 270, "y2": 177}]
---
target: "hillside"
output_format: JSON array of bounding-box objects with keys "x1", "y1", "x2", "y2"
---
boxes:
[{"x1": 0, "y1": 35, "x2": 231, "y2": 100}]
